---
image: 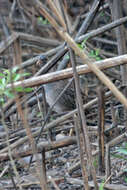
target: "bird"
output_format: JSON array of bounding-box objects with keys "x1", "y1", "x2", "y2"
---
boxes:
[
  {"x1": 37, "y1": 55, "x2": 86, "y2": 113},
  {"x1": 43, "y1": 79, "x2": 76, "y2": 113}
]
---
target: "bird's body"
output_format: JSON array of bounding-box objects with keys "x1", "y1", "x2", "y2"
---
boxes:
[
  {"x1": 43, "y1": 80, "x2": 76, "y2": 113},
  {"x1": 37, "y1": 55, "x2": 86, "y2": 113}
]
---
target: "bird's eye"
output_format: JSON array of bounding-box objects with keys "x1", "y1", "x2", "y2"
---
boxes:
[{"x1": 39, "y1": 55, "x2": 47, "y2": 63}]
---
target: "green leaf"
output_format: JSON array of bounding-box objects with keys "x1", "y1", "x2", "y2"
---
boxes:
[
  {"x1": 23, "y1": 87, "x2": 33, "y2": 92},
  {"x1": 13, "y1": 74, "x2": 21, "y2": 81},
  {"x1": 0, "y1": 78, "x2": 3, "y2": 84},
  {"x1": 14, "y1": 86, "x2": 24, "y2": 92},
  {"x1": 37, "y1": 17, "x2": 49, "y2": 25},
  {"x1": 3, "y1": 69, "x2": 9, "y2": 74},
  {"x1": 37, "y1": 112, "x2": 41, "y2": 117},
  {"x1": 99, "y1": 180, "x2": 104, "y2": 190},
  {"x1": 20, "y1": 72, "x2": 31, "y2": 77},
  {"x1": 81, "y1": 43, "x2": 84, "y2": 49},
  {"x1": 89, "y1": 50, "x2": 94, "y2": 56},
  {"x1": 14, "y1": 87, "x2": 32, "y2": 92},
  {"x1": 43, "y1": 20, "x2": 47, "y2": 24},
  {"x1": 65, "y1": 55, "x2": 70, "y2": 59},
  {"x1": 0, "y1": 97, "x2": 4, "y2": 104},
  {"x1": 12, "y1": 66, "x2": 19, "y2": 73},
  {"x1": 4, "y1": 90, "x2": 14, "y2": 98},
  {"x1": 77, "y1": 43, "x2": 83, "y2": 50},
  {"x1": 0, "y1": 68, "x2": 33, "y2": 104},
  {"x1": 12, "y1": 72, "x2": 31, "y2": 82},
  {"x1": 82, "y1": 37, "x2": 89, "y2": 45},
  {"x1": 0, "y1": 73, "x2": 5, "y2": 77},
  {"x1": 95, "y1": 49, "x2": 100, "y2": 56},
  {"x1": 117, "y1": 148, "x2": 127, "y2": 155},
  {"x1": 96, "y1": 57, "x2": 102, "y2": 61},
  {"x1": 81, "y1": 37, "x2": 89, "y2": 48},
  {"x1": 2, "y1": 78, "x2": 6, "y2": 86}
]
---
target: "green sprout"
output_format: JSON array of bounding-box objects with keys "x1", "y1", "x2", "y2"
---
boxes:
[
  {"x1": 89, "y1": 49, "x2": 102, "y2": 61},
  {"x1": 99, "y1": 180, "x2": 105, "y2": 190},
  {"x1": 37, "y1": 16, "x2": 50, "y2": 25},
  {"x1": 77, "y1": 38, "x2": 102, "y2": 61},
  {"x1": 77, "y1": 37, "x2": 89, "y2": 50},
  {"x1": 0, "y1": 67, "x2": 33, "y2": 105}
]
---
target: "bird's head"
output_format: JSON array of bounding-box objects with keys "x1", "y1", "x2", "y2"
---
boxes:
[{"x1": 36, "y1": 55, "x2": 47, "y2": 67}]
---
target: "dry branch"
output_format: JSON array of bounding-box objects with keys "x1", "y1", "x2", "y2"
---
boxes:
[
  {"x1": 0, "y1": 136, "x2": 77, "y2": 161},
  {"x1": 7, "y1": 54, "x2": 127, "y2": 88}
]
